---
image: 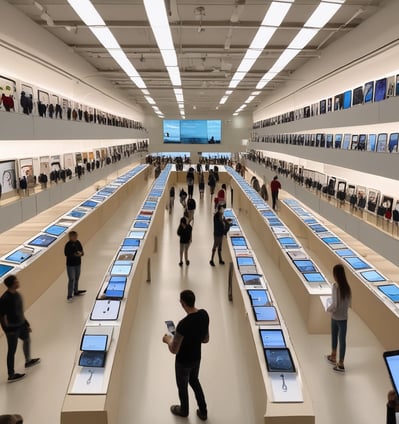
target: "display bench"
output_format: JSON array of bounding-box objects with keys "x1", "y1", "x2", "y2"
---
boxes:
[
  {"x1": 61, "y1": 165, "x2": 172, "y2": 424},
  {"x1": 225, "y1": 208, "x2": 314, "y2": 424},
  {"x1": 0, "y1": 164, "x2": 149, "y2": 309},
  {"x1": 225, "y1": 167, "x2": 331, "y2": 334},
  {"x1": 280, "y1": 197, "x2": 399, "y2": 350}
]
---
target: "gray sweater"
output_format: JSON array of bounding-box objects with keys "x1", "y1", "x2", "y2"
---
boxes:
[{"x1": 327, "y1": 283, "x2": 351, "y2": 320}]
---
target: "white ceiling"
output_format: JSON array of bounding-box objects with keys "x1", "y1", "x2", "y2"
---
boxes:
[{"x1": 7, "y1": 0, "x2": 385, "y2": 118}]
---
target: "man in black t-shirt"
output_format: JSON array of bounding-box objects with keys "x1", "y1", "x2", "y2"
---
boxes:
[
  {"x1": 64, "y1": 231, "x2": 86, "y2": 302},
  {"x1": 162, "y1": 290, "x2": 209, "y2": 421},
  {"x1": 0, "y1": 275, "x2": 40, "y2": 382}
]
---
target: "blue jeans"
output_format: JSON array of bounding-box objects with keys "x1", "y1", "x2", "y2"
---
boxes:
[
  {"x1": 331, "y1": 319, "x2": 347, "y2": 362},
  {"x1": 6, "y1": 323, "x2": 30, "y2": 377},
  {"x1": 67, "y1": 265, "x2": 81, "y2": 298},
  {"x1": 175, "y1": 360, "x2": 207, "y2": 415}
]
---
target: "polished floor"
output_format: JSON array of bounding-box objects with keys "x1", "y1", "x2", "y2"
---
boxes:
[{"x1": 0, "y1": 176, "x2": 393, "y2": 424}]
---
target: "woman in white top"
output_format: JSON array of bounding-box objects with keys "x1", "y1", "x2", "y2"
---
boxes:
[{"x1": 326, "y1": 264, "x2": 352, "y2": 372}]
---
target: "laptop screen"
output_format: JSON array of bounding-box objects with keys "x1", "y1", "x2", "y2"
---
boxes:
[
  {"x1": 44, "y1": 225, "x2": 68, "y2": 236},
  {"x1": 5, "y1": 248, "x2": 33, "y2": 264},
  {"x1": 293, "y1": 260, "x2": 316, "y2": 273},
  {"x1": 343, "y1": 256, "x2": 370, "y2": 270},
  {"x1": 0, "y1": 264, "x2": 14, "y2": 277},
  {"x1": 360, "y1": 270, "x2": 385, "y2": 283},
  {"x1": 28, "y1": 234, "x2": 57, "y2": 247},
  {"x1": 259, "y1": 329, "x2": 286, "y2": 348},
  {"x1": 81, "y1": 334, "x2": 108, "y2": 351}
]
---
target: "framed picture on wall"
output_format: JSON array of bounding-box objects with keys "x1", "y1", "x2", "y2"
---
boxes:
[
  {"x1": 364, "y1": 81, "x2": 374, "y2": 103},
  {"x1": 388, "y1": 133, "x2": 399, "y2": 153},
  {"x1": 386, "y1": 76, "x2": 396, "y2": 98},
  {"x1": 376, "y1": 133, "x2": 388, "y2": 152},
  {"x1": 327, "y1": 97, "x2": 332, "y2": 112},
  {"x1": 0, "y1": 76, "x2": 17, "y2": 112},
  {"x1": 352, "y1": 86, "x2": 364, "y2": 105},
  {"x1": 368, "y1": 134, "x2": 377, "y2": 152},
  {"x1": 374, "y1": 78, "x2": 387, "y2": 102},
  {"x1": 19, "y1": 158, "x2": 33, "y2": 180},
  {"x1": 0, "y1": 160, "x2": 17, "y2": 194},
  {"x1": 367, "y1": 189, "x2": 380, "y2": 213},
  {"x1": 39, "y1": 156, "x2": 50, "y2": 175}
]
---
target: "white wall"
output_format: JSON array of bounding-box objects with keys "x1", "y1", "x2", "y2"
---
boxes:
[
  {"x1": 0, "y1": 0, "x2": 143, "y2": 122},
  {"x1": 253, "y1": 0, "x2": 399, "y2": 121},
  {"x1": 145, "y1": 113, "x2": 252, "y2": 154}
]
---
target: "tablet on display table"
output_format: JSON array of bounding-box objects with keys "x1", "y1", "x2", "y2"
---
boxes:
[
  {"x1": 303, "y1": 218, "x2": 318, "y2": 225},
  {"x1": 81, "y1": 200, "x2": 98, "y2": 209},
  {"x1": 128, "y1": 231, "x2": 146, "y2": 240},
  {"x1": 231, "y1": 237, "x2": 247, "y2": 247},
  {"x1": 133, "y1": 221, "x2": 149, "y2": 229},
  {"x1": 377, "y1": 285, "x2": 399, "y2": 302},
  {"x1": 293, "y1": 260, "x2": 316, "y2": 273},
  {"x1": 137, "y1": 214, "x2": 151, "y2": 221},
  {"x1": 44, "y1": 224, "x2": 68, "y2": 236},
  {"x1": 0, "y1": 263, "x2": 14, "y2": 277},
  {"x1": 303, "y1": 272, "x2": 325, "y2": 283},
  {"x1": 105, "y1": 279, "x2": 126, "y2": 299},
  {"x1": 91, "y1": 195, "x2": 106, "y2": 202},
  {"x1": 143, "y1": 201, "x2": 157, "y2": 210},
  {"x1": 68, "y1": 210, "x2": 86, "y2": 219},
  {"x1": 334, "y1": 249, "x2": 355, "y2": 257},
  {"x1": 122, "y1": 238, "x2": 140, "y2": 247},
  {"x1": 383, "y1": 350, "x2": 399, "y2": 396},
  {"x1": 117, "y1": 251, "x2": 136, "y2": 261},
  {"x1": 224, "y1": 210, "x2": 234, "y2": 218},
  {"x1": 253, "y1": 306, "x2": 279, "y2": 323},
  {"x1": 28, "y1": 234, "x2": 57, "y2": 247},
  {"x1": 79, "y1": 351, "x2": 106, "y2": 368},
  {"x1": 262, "y1": 211, "x2": 275, "y2": 217},
  {"x1": 321, "y1": 236, "x2": 341, "y2": 245},
  {"x1": 80, "y1": 334, "x2": 108, "y2": 352},
  {"x1": 278, "y1": 237, "x2": 298, "y2": 248},
  {"x1": 5, "y1": 248, "x2": 34, "y2": 264},
  {"x1": 360, "y1": 270, "x2": 385, "y2": 283},
  {"x1": 237, "y1": 257, "x2": 255, "y2": 267},
  {"x1": 91, "y1": 300, "x2": 121, "y2": 321},
  {"x1": 247, "y1": 290, "x2": 269, "y2": 306},
  {"x1": 343, "y1": 256, "x2": 370, "y2": 270},
  {"x1": 110, "y1": 264, "x2": 132, "y2": 276},
  {"x1": 242, "y1": 274, "x2": 263, "y2": 287},
  {"x1": 264, "y1": 348, "x2": 296, "y2": 373},
  {"x1": 309, "y1": 224, "x2": 327, "y2": 233},
  {"x1": 259, "y1": 329, "x2": 286, "y2": 348}
]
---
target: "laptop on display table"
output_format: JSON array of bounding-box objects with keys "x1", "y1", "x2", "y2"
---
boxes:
[
  {"x1": 264, "y1": 348, "x2": 296, "y2": 373},
  {"x1": 252, "y1": 306, "x2": 279, "y2": 324},
  {"x1": 79, "y1": 334, "x2": 108, "y2": 368},
  {"x1": 4, "y1": 247, "x2": 35, "y2": 264},
  {"x1": 0, "y1": 263, "x2": 14, "y2": 278},
  {"x1": 259, "y1": 329, "x2": 286, "y2": 348},
  {"x1": 91, "y1": 300, "x2": 121, "y2": 321},
  {"x1": 247, "y1": 290, "x2": 269, "y2": 307},
  {"x1": 377, "y1": 284, "x2": 399, "y2": 303},
  {"x1": 343, "y1": 256, "x2": 371, "y2": 271}
]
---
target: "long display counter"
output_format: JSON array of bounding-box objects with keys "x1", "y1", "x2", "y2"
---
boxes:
[
  {"x1": 225, "y1": 167, "x2": 331, "y2": 333},
  {"x1": 61, "y1": 164, "x2": 173, "y2": 424},
  {"x1": 279, "y1": 197, "x2": 399, "y2": 350},
  {"x1": 225, "y1": 208, "x2": 314, "y2": 423}
]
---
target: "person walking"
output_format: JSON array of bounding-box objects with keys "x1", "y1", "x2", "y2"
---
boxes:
[
  {"x1": 162, "y1": 290, "x2": 209, "y2": 421},
  {"x1": 326, "y1": 264, "x2": 352, "y2": 372},
  {"x1": 214, "y1": 183, "x2": 227, "y2": 210},
  {"x1": 260, "y1": 181, "x2": 269, "y2": 201},
  {"x1": 198, "y1": 173, "x2": 205, "y2": 199},
  {"x1": 270, "y1": 175, "x2": 281, "y2": 210},
  {"x1": 169, "y1": 186, "x2": 175, "y2": 214},
  {"x1": 186, "y1": 197, "x2": 196, "y2": 225},
  {"x1": 209, "y1": 205, "x2": 231, "y2": 266},
  {"x1": 0, "y1": 275, "x2": 40, "y2": 382},
  {"x1": 207, "y1": 170, "x2": 216, "y2": 197},
  {"x1": 177, "y1": 217, "x2": 192, "y2": 266},
  {"x1": 179, "y1": 187, "x2": 188, "y2": 208},
  {"x1": 187, "y1": 167, "x2": 195, "y2": 199},
  {"x1": 64, "y1": 231, "x2": 86, "y2": 302}
]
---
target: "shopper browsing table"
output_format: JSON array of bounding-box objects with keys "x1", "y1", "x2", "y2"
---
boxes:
[
  {"x1": 162, "y1": 290, "x2": 209, "y2": 421},
  {"x1": 270, "y1": 175, "x2": 281, "y2": 210},
  {"x1": 64, "y1": 231, "x2": 86, "y2": 302},
  {"x1": 0, "y1": 275, "x2": 40, "y2": 382}
]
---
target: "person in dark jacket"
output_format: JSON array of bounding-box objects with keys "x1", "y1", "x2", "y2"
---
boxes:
[
  {"x1": 209, "y1": 205, "x2": 231, "y2": 266},
  {"x1": 207, "y1": 170, "x2": 216, "y2": 197},
  {"x1": 64, "y1": 231, "x2": 86, "y2": 302},
  {"x1": 177, "y1": 217, "x2": 192, "y2": 266}
]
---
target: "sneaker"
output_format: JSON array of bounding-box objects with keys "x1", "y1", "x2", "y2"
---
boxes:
[
  {"x1": 67, "y1": 296, "x2": 73, "y2": 303},
  {"x1": 25, "y1": 358, "x2": 41, "y2": 368},
  {"x1": 325, "y1": 355, "x2": 336, "y2": 365},
  {"x1": 333, "y1": 364, "x2": 345, "y2": 373},
  {"x1": 170, "y1": 405, "x2": 188, "y2": 417},
  {"x1": 219, "y1": 260, "x2": 225, "y2": 265},
  {"x1": 8, "y1": 373, "x2": 25, "y2": 383},
  {"x1": 179, "y1": 262, "x2": 183, "y2": 267},
  {"x1": 209, "y1": 260, "x2": 215, "y2": 267},
  {"x1": 74, "y1": 290, "x2": 87, "y2": 296},
  {"x1": 186, "y1": 260, "x2": 190, "y2": 266},
  {"x1": 197, "y1": 409, "x2": 208, "y2": 421}
]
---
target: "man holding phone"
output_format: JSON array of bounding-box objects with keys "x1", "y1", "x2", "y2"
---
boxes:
[
  {"x1": 162, "y1": 290, "x2": 209, "y2": 421},
  {"x1": 64, "y1": 231, "x2": 86, "y2": 302}
]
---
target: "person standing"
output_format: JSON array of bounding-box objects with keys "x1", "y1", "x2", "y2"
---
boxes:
[
  {"x1": 177, "y1": 217, "x2": 192, "y2": 266},
  {"x1": 207, "y1": 170, "x2": 216, "y2": 197},
  {"x1": 260, "y1": 181, "x2": 269, "y2": 201},
  {"x1": 0, "y1": 275, "x2": 40, "y2": 382},
  {"x1": 209, "y1": 205, "x2": 231, "y2": 266},
  {"x1": 169, "y1": 186, "x2": 175, "y2": 214},
  {"x1": 179, "y1": 188, "x2": 188, "y2": 208},
  {"x1": 162, "y1": 290, "x2": 209, "y2": 421},
  {"x1": 186, "y1": 197, "x2": 196, "y2": 225},
  {"x1": 64, "y1": 231, "x2": 86, "y2": 302},
  {"x1": 270, "y1": 175, "x2": 281, "y2": 210},
  {"x1": 187, "y1": 168, "x2": 195, "y2": 199},
  {"x1": 326, "y1": 264, "x2": 352, "y2": 372}
]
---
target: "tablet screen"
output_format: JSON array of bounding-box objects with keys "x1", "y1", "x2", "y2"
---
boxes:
[
  {"x1": 253, "y1": 306, "x2": 278, "y2": 322},
  {"x1": 384, "y1": 351, "x2": 399, "y2": 396},
  {"x1": 81, "y1": 200, "x2": 98, "y2": 209},
  {"x1": 122, "y1": 238, "x2": 140, "y2": 247},
  {"x1": 68, "y1": 210, "x2": 86, "y2": 218},
  {"x1": 247, "y1": 290, "x2": 269, "y2": 306},
  {"x1": 293, "y1": 260, "x2": 316, "y2": 273},
  {"x1": 260, "y1": 329, "x2": 286, "y2": 348},
  {"x1": 91, "y1": 195, "x2": 106, "y2": 202},
  {"x1": 360, "y1": 270, "x2": 385, "y2": 283},
  {"x1": 303, "y1": 218, "x2": 318, "y2": 225},
  {"x1": 303, "y1": 273, "x2": 325, "y2": 283},
  {"x1": 278, "y1": 237, "x2": 298, "y2": 248},
  {"x1": 133, "y1": 221, "x2": 149, "y2": 229},
  {"x1": 242, "y1": 274, "x2": 263, "y2": 286},
  {"x1": 334, "y1": 249, "x2": 355, "y2": 257},
  {"x1": 321, "y1": 237, "x2": 341, "y2": 245},
  {"x1": 111, "y1": 264, "x2": 132, "y2": 276},
  {"x1": 231, "y1": 237, "x2": 247, "y2": 247},
  {"x1": 81, "y1": 334, "x2": 108, "y2": 351},
  {"x1": 143, "y1": 201, "x2": 157, "y2": 210},
  {"x1": 137, "y1": 214, "x2": 151, "y2": 221},
  {"x1": 237, "y1": 257, "x2": 255, "y2": 266},
  {"x1": 28, "y1": 234, "x2": 57, "y2": 247},
  {"x1": 5, "y1": 248, "x2": 33, "y2": 264},
  {"x1": 0, "y1": 264, "x2": 14, "y2": 277},
  {"x1": 128, "y1": 231, "x2": 146, "y2": 239},
  {"x1": 44, "y1": 224, "x2": 68, "y2": 236},
  {"x1": 309, "y1": 224, "x2": 327, "y2": 233},
  {"x1": 343, "y1": 256, "x2": 370, "y2": 270},
  {"x1": 79, "y1": 351, "x2": 106, "y2": 368},
  {"x1": 264, "y1": 348, "x2": 295, "y2": 372},
  {"x1": 117, "y1": 251, "x2": 136, "y2": 261},
  {"x1": 224, "y1": 210, "x2": 234, "y2": 218},
  {"x1": 262, "y1": 211, "x2": 275, "y2": 217},
  {"x1": 378, "y1": 285, "x2": 399, "y2": 302}
]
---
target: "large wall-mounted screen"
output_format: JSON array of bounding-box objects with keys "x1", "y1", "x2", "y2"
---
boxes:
[{"x1": 163, "y1": 120, "x2": 221, "y2": 144}]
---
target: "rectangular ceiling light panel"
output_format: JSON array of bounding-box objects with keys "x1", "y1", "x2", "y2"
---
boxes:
[
  {"x1": 261, "y1": 1, "x2": 294, "y2": 27},
  {"x1": 67, "y1": 0, "x2": 105, "y2": 26},
  {"x1": 90, "y1": 27, "x2": 120, "y2": 50},
  {"x1": 167, "y1": 67, "x2": 181, "y2": 86},
  {"x1": 288, "y1": 28, "x2": 319, "y2": 49},
  {"x1": 305, "y1": 2, "x2": 343, "y2": 29}
]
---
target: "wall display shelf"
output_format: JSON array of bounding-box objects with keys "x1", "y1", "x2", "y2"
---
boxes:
[
  {"x1": 277, "y1": 196, "x2": 399, "y2": 350},
  {"x1": 225, "y1": 166, "x2": 331, "y2": 334},
  {"x1": 61, "y1": 165, "x2": 172, "y2": 424},
  {"x1": 225, "y1": 208, "x2": 314, "y2": 423}
]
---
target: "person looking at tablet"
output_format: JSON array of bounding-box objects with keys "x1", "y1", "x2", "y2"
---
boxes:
[
  {"x1": 0, "y1": 275, "x2": 40, "y2": 382},
  {"x1": 326, "y1": 264, "x2": 352, "y2": 372},
  {"x1": 270, "y1": 175, "x2": 281, "y2": 211},
  {"x1": 162, "y1": 290, "x2": 209, "y2": 421},
  {"x1": 64, "y1": 231, "x2": 86, "y2": 302}
]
